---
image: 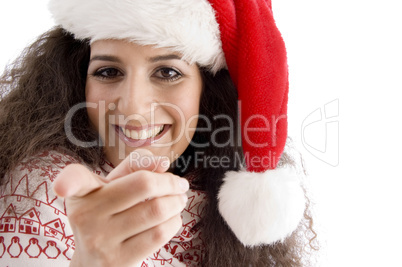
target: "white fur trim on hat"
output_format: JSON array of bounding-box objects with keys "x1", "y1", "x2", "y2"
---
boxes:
[
  {"x1": 48, "y1": 0, "x2": 226, "y2": 73},
  {"x1": 218, "y1": 167, "x2": 305, "y2": 246}
]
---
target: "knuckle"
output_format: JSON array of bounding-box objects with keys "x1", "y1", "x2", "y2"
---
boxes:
[
  {"x1": 135, "y1": 171, "x2": 156, "y2": 194},
  {"x1": 151, "y1": 215, "x2": 182, "y2": 244},
  {"x1": 148, "y1": 198, "x2": 166, "y2": 220},
  {"x1": 151, "y1": 224, "x2": 170, "y2": 244},
  {"x1": 165, "y1": 173, "x2": 178, "y2": 190},
  {"x1": 83, "y1": 235, "x2": 103, "y2": 252},
  {"x1": 172, "y1": 214, "x2": 183, "y2": 230}
]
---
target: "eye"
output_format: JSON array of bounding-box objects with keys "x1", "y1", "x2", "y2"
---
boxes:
[
  {"x1": 93, "y1": 67, "x2": 123, "y2": 80},
  {"x1": 154, "y1": 67, "x2": 182, "y2": 82}
]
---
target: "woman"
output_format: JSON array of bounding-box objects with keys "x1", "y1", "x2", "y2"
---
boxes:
[{"x1": 0, "y1": 0, "x2": 317, "y2": 266}]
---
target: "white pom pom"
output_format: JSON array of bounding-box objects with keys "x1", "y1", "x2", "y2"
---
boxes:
[{"x1": 218, "y1": 168, "x2": 305, "y2": 246}]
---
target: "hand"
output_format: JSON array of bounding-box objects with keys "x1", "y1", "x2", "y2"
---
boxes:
[{"x1": 53, "y1": 149, "x2": 189, "y2": 267}]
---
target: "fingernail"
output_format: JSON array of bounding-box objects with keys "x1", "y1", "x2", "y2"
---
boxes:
[{"x1": 179, "y1": 178, "x2": 189, "y2": 192}]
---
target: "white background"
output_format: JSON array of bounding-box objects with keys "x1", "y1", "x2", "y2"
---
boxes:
[{"x1": 1, "y1": 1, "x2": 401, "y2": 266}]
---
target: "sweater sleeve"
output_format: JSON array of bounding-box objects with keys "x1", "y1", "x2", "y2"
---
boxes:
[{"x1": 0, "y1": 150, "x2": 94, "y2": 266}]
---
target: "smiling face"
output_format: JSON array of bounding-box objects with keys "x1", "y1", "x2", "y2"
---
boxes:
[{"x1": 85, "y1": 40, "x2": 203, "y2": 167}]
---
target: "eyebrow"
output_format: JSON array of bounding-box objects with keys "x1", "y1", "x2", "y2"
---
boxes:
[
  {"x1": 89, "y1": 54, "x2": 185, "y2": 65},
  {"x1": 89, "y1": 55, "x2": 122, "y2": 64},
  {"x1": 147, "y1": 54, "x2": 184, "y2": 63}
]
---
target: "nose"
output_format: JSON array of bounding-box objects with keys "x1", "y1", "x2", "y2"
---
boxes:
[{"x1": 117, "y1": 74, "x2": 154, "y2": 119}]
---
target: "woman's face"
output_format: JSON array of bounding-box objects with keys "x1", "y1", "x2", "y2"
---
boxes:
[{"x1": 85, "y1": 40, "x2": 202, "y2": 167}]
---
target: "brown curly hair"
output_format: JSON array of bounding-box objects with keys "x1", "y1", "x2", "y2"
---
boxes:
[
  {"x1": 0, "y1": 27, "x2": 318, "y2": 266},
  {"x1": 0, "y1": 27, "x2": 102, "y2": 180}
]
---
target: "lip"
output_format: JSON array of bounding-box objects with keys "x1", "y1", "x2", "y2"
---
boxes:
[{"x1": 114, "y1": 124, "x2": 171, "y2": 148}]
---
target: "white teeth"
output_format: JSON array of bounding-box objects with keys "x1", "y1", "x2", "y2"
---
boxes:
[
  {"x1": 121, "y1": 125, "x2": 164, "y2": 140},
  {"x1": 131, "y1": 130, "x2": 139, "y2": 139},
  {"x1": 121, "y1": 127, "x2": 131, "y2": 138},
  {"x1": 139, "y1": 129, "x2": 147, "y2": 140}
]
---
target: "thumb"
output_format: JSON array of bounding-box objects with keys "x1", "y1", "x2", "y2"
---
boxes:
[{"x1": 53, "y1": 164, "x2": 105, "y2": 198}]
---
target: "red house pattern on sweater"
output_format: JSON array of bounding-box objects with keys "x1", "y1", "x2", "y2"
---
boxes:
[{"x1": 0, "y1": 151, "x2": 82, "y2": 264}]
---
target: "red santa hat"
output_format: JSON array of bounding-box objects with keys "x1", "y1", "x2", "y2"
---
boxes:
[{"x1": 48, "y1": 0, "x2": 305, "y2": 246}]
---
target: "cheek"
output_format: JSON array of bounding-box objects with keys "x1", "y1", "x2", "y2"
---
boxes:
[
  {"x1": 85, "y1": 84, "x2": 105, "y2": 131},
  {"x1": 178, "y1": 92, "x2": 202, "y2": 136},
  {"x1": 183, "y1": 103, "x2": 200, "y2": 127}
]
